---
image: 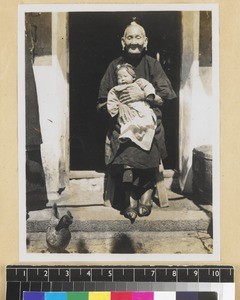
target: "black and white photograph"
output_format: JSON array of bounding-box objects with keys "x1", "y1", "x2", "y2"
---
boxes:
[{"x1": 19, "y1": 4, "x2": 219, "y2": 261}]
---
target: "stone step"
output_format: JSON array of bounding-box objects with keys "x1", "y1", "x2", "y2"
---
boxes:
[
  {"x1": 27, "y1": 178, "x2": 212, "y2": 233},
  {"x1": 27, "y1": 202, "x2": 211, "y2": 233}
]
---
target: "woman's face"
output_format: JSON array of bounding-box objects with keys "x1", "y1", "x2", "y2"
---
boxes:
[{"x1": 121, "y1": 26, "x2": 148, "y2": 56}]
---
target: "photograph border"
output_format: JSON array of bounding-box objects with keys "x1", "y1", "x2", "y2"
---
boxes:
[{"x1": 19, "y1": 3, "x2": 220, "y2": 262}]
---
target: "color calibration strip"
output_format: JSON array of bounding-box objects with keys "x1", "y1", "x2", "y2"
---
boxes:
[
  {"x1": 23, "y1": 291, "x2": 217, "y2": 300},
  {"x1": 6, "y1": 266, "x2": 234, "y2": 300}
]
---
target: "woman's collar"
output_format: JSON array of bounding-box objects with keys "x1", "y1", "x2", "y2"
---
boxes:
[{"x1": 123, "y1": 50, "x2": 146, "y2": 63}]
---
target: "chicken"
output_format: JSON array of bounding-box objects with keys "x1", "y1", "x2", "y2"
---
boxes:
[{"x1": 46, "y1": 203, "x2": 73, "y2": 253}]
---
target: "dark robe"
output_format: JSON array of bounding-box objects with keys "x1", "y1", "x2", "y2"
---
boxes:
[{"x1": 98, "y1": 53, "x2": 176, "y2": 170}]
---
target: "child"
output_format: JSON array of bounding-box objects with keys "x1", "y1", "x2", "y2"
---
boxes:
[{"x1": 107, "y1": 63, "x2": 157, "y2": 151}]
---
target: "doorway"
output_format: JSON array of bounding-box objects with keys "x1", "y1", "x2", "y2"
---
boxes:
[{"x1": 69, "y1": 11, "x2": 181, "y2": 171}]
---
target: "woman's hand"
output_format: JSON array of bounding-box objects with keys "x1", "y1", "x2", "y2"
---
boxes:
[
  {"x1": 118, "y1": 103, "x2": 136, "y2": 124},
  {"x1": 146, "y1": 94, "x2": 164, "y2": 107},
  {"x1": 119, "y1": 85, "x2": 145, "y2": 104}
]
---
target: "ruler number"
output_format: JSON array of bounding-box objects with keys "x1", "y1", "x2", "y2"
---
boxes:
[
  {"x1": 65, "y1": 270, "x2": 70, "y2": 277},
  {"x1": 108, "y1": 270, "x2": 112, "y2": 277},
  {"x1": 194, "y1": 270, "x2": 198, "y2": 276},
  {"x1": 44, "y1": 270, "x2": 48, "y2": 277},
  {"x1": 151, "y1": 270, "x2": 155, "y2": 277},
  {"x1": 87, "y1": 270, "x2": 91, "y2": 277},
  {"x1": 212, "y1": 270, "x2": 220, "y2": 277},
  {"x1": 172, "y1": 270, "x2": 177, "y2": 277}
]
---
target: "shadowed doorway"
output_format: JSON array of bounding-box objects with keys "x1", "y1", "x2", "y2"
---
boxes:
[{"x1": 69, "y1": 11, "x2": 181, "y2": 171}]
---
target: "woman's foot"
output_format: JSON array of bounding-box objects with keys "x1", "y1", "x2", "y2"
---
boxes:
[
  {"x1": 138, "y1": 203, "x2": 152, "y2": 217},
  {"x1": 124, "y1": 206, "x2": 138, "y2": 224},
  {"x1": 138, "y1": 189, "x2": 153, "y2": 217},
  {"x1": 123, "y1": 196, "x2": 138, "y2": 223}
]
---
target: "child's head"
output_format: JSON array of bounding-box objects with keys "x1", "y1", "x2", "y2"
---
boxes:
[{"x1": 116, "y1": 63, "x2": 136, "y2": 85}]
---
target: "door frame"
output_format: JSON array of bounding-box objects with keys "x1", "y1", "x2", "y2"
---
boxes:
[{"x1": 68, "y1": 11, "x2": 181, "y2": 174}]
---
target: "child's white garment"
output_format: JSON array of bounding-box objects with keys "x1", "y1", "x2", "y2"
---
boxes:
[{"x1": 107, "y1": 78, "x2": 157, "y2": 151}]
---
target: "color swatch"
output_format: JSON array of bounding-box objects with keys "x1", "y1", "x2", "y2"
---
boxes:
[{"x1": 23, "y1": 291, "x2": 218, "y2": 300}]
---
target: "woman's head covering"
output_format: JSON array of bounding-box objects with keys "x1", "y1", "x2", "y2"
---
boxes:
[{"x1": 123, "y1": 18, "x2": 146, "y2": 38}]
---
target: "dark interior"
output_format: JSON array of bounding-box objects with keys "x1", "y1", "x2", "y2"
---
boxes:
[{"x1": 69, "y1": 11, "x2": 181, "y2": 171}]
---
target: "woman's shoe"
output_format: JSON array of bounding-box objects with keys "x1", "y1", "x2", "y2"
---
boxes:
[
  {"x1": 124, "y1": 206, "x2": 138, "y2": 224},
  {"x1": 138, "y1": 204, "x2": 152, "y2": 217},
  {"x1": 138, "y1": 188, "x2": 153, "y2": 217}
]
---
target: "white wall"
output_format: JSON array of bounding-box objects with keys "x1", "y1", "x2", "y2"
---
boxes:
[
  {"x1": 34, "y1": 13, "x2": 69, "y2": 200},
  {"x1": 179, "y1": 11, "x2": 214, "y2": 192}
]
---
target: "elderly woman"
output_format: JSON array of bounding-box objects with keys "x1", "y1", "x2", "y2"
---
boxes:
[{"x1": 97, "y1": 20, "x2": 176, "y2": 223}]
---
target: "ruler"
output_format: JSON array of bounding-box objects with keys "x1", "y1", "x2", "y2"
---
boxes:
[{"x1": 6, "y1": 266, "x2": 234, "y2": 300}]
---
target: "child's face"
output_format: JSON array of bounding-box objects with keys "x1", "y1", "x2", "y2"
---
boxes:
[{"x1": 117, "y1": 68, "x2": 135, "y2": 85}]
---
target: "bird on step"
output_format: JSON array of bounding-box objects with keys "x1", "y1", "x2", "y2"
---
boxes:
[{"x1": 46, "y1": 203, "x2": 73, "y2": 253}]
